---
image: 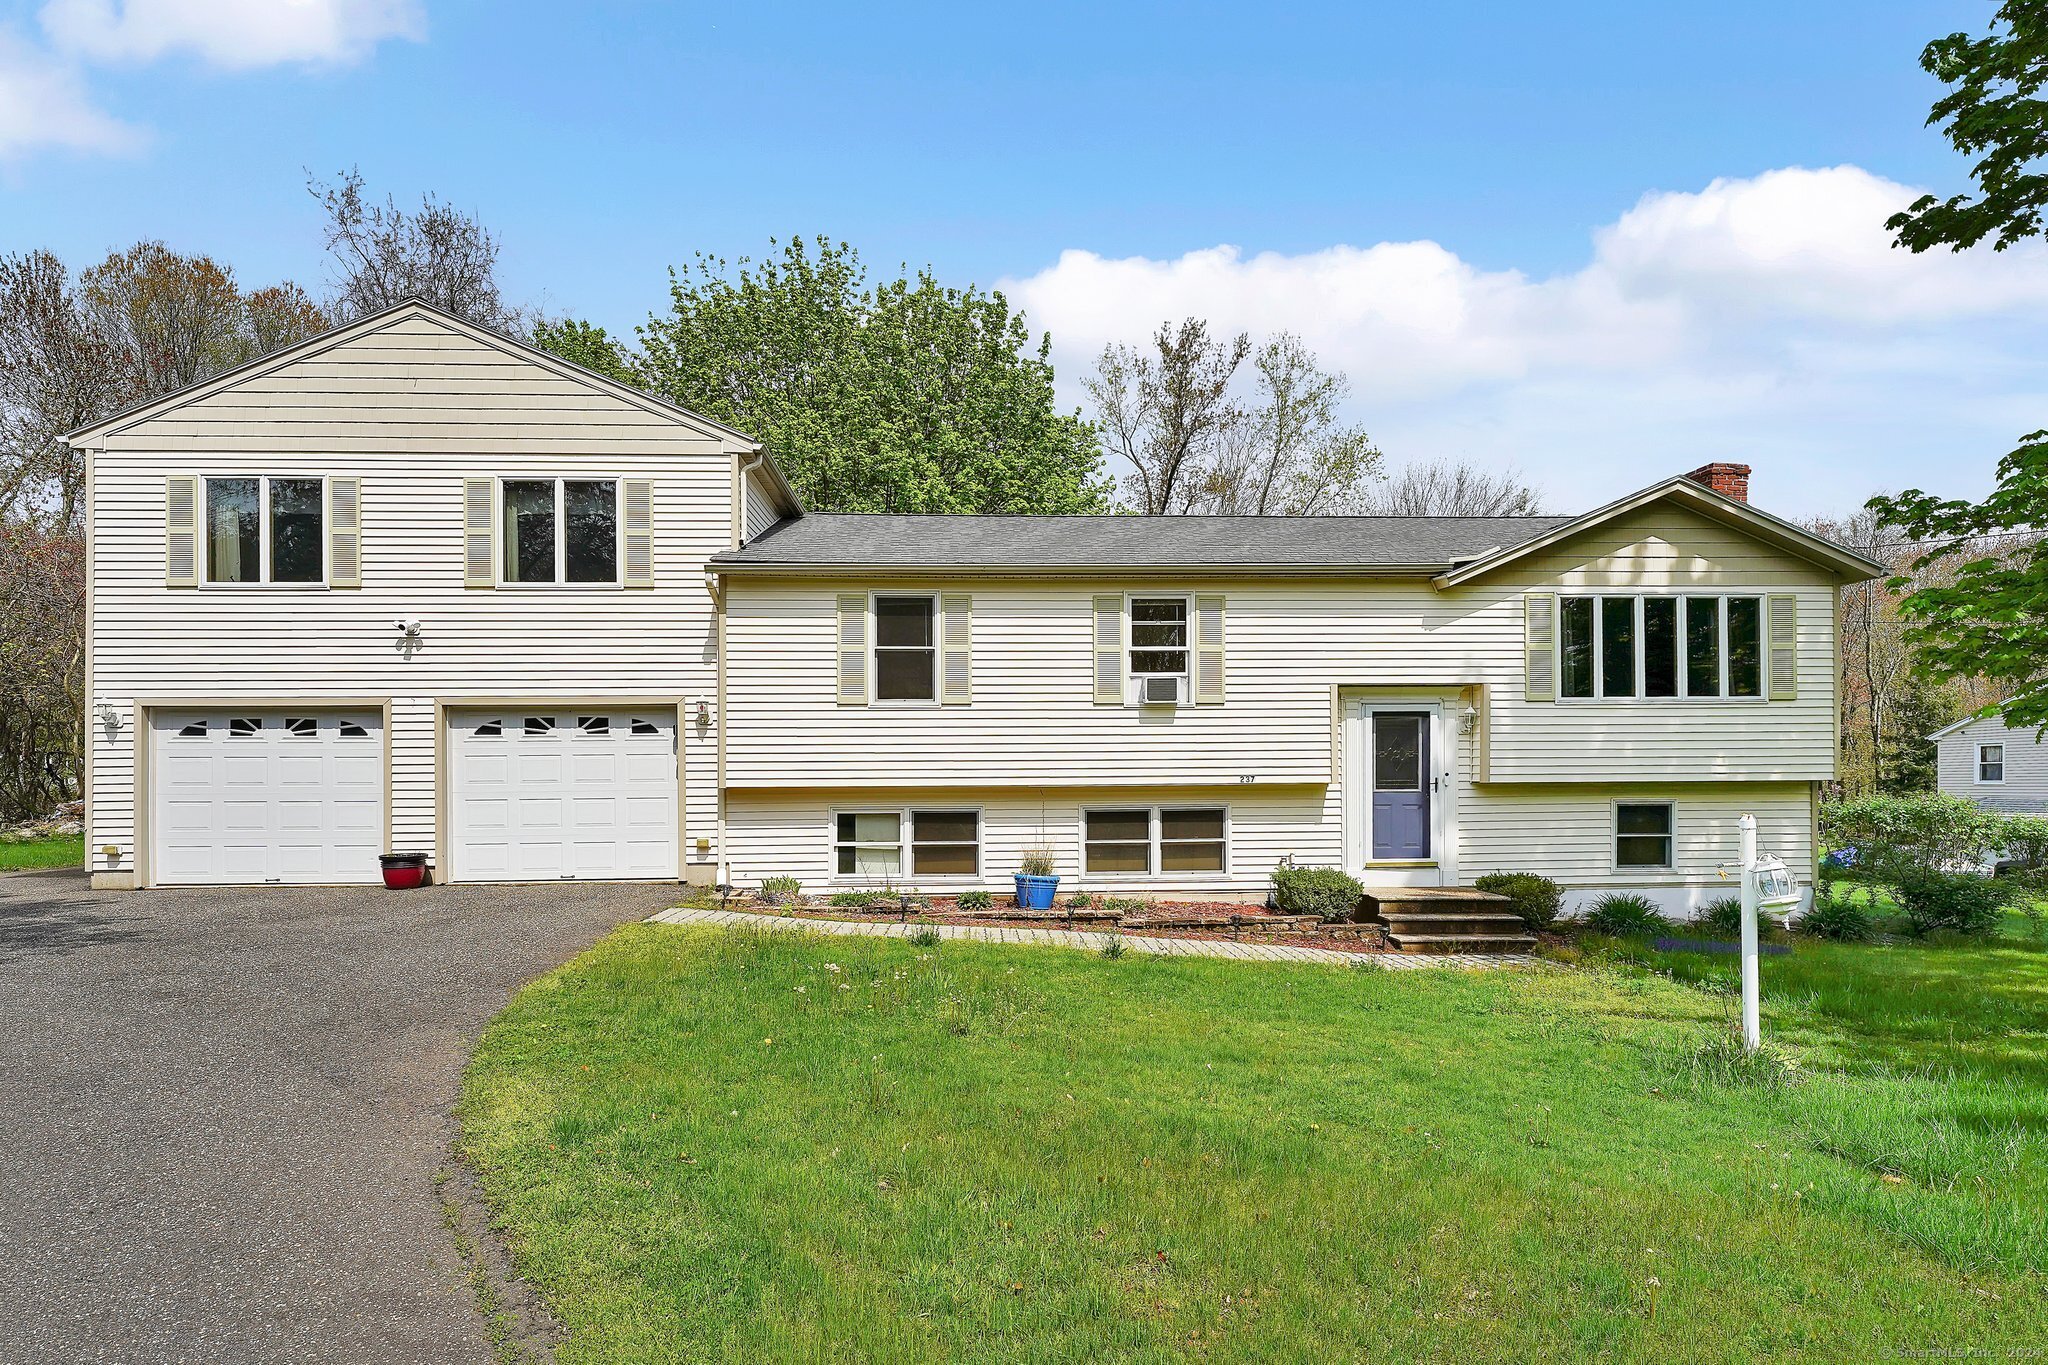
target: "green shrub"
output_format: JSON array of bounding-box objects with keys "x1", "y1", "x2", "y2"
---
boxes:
[
  {"x1": 1821, "y1": 793, "x2": 2009, "y2": 883},
  {"x1": 1098, "y1": 934, "x2": 1127, "y2": 960},
  {"x1": 1800, "y1": 892, "x2": 1873, "y2": 942},
  {"x1": 1693, "y1": 895, "x2": 1788, "y2": 943},
  {"x1": 2004, "y1": 815, "x2": 2048, "y2": 868},
  {"x1": 1100, "y1": 896, "x2": 1149, "y2": 917},
  {"x1": 1472, "y1": 872, "x2": 1564, "y2": 930},
  {"x1": 1583, "y1": 892, "x2": 1671, "y2": 939},
  {"x1": 956, "y1": 890, "x2": 992, "y2": 910},
  {"x1": 1695, "y1": 896, "x2": 1744, "y2": 939},
  {"x1": 1065, "y1": 893, "x2": 1095, "y2": 910},
  {"x1": 759, "y1": 874, "x2": 802, "y2": 905},
  {"x1": 1893, "y1": 870, "x2": 2007, "y2": 938},
  {"x1": 828, "y1": 890, "x2": 880, "y2": 909},
  {"x1": 1272, "y1": 865, "x2": 1364, "y2": 924}
]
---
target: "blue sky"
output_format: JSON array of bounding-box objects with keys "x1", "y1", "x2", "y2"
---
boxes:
[{"x1": 2, "y1": 0, "x2": 2037, "y2": 515}]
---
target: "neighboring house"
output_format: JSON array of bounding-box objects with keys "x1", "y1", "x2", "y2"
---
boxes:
[
  {"x1": 70, "y1": 300, "x2": 1883, "y2": 916},
  {"x1": 1932, "y1": 714, "x2": 2048, "y2": 815}
]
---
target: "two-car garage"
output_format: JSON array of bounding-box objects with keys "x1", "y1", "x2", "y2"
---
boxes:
[{"x1": 147, "y1": 705, "x2": 678, "y2": 886}]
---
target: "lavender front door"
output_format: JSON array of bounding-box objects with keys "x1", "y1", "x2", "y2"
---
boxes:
[{"x1": 1370, "y1": 712, "x2": 1431, "y2": 861}]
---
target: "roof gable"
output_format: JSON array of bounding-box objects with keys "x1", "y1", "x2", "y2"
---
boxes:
[
  {"x1": 1929, "y1": 712, "x2": 2044, "y2": 743},
  {"x1": 1431, "y1": 477, "x2": 1887, "y2": 587},
  {"x1": 65, "y1": 298, "x2": 762, "y2": 450}
]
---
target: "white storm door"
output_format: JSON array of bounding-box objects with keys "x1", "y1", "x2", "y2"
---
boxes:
[
  {"x1": 152, "y1": 710, "x2": 384, "y2": 885},
  {"x1": 449, "y1": 709, "x2": 678, "y2": 882}
]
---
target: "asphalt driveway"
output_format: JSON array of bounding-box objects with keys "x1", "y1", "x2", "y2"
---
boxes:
[{"x1": 0, "y1": 869, "x2": 684, "y2": 1365}]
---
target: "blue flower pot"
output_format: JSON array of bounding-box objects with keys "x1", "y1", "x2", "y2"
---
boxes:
[{"x1": 1014, "y1": 874, "x2": 1060, "y2": 910}]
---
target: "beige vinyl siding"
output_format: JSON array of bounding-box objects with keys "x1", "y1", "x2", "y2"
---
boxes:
[
  {"x1": 1481, "y1": 500, "x2": 1839, "y2": 781},
  {"x1": 726, "y1": 779, "x2": 1812, "y2": 908},
  {"x1": 741, "y1": 467, "x2": 782, "y2": 543},
  {"x1": 723, "y1": 500, "x2": 1841, "y2": 791},
  {"x1": 727, "y1": 786, "x2": 1337, "y2": 899},
  {"x1": 1461, "y1": 781, "x2": 1813, "y2": 893},
  {"x1": 1937, "y1": 715, "x2": 2048, "y2": 812},
  {"x1": 84, "y1": 312, "x2": 739, "y2": 879}
]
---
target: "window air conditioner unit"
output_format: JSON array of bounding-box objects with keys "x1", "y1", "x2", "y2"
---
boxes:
[{"x1": 1140, "y1": 675, "x2": 1184, "y2": 706}]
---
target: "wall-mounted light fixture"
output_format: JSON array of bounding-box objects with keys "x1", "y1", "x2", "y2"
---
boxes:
[
  {"x1": 1458, "y1": 704, "x2": 1480, "y2": 735},
  {"x1": 95, "y1": 704, "x2": 123, "y2": 738},
  {"x1": 393, "y1": 618, "x2": 424, "y2": 659},
  {"x1": 694, "y1": 699, "x2": 712, "y2": 728}
]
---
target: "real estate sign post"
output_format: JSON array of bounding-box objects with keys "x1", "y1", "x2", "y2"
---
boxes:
[{"x1": 1739, "y1": 813, "x2": 1761, "y2": 1052}]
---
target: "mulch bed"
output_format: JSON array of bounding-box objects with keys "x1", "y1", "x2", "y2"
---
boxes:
[{"x1": 733, "y1": 894, "x2": 1395, "y2": 954}]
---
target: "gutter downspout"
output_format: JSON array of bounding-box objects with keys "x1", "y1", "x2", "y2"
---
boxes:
[{"x1": 717, "y1": 451, "x2": 765, "y2": 890}]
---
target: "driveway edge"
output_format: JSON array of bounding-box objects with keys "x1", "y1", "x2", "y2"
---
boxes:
[{"x1": 437, "y1": 1148, "x2": 564, "y2": 1365}]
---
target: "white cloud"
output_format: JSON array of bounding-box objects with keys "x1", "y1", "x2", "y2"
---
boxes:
[
  {"x1": 0, "y1": 24, "x2": 143, "y2": 157},
  {"x1": 0, "y1": 0, "x2": 418, "y2": 159},
  {"x1": 39, "y1": 0, "x2": 423, "y2": 69},
  {"x1": 1003, "y1": 166, "x2": 2048, "y2": 515}
]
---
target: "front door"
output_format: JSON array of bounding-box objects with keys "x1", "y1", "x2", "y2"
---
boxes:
[{"x1": 1370, "y1": 711, "x2": 1431, "y2": 860}]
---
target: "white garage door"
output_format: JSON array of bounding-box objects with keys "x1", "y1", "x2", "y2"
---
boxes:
[
  {"x1": 449, "y1": 709, "x2": 678, "y2": 882},
  {"x1": 152, "y1": 710, "x2": 384, "y2": 885}
]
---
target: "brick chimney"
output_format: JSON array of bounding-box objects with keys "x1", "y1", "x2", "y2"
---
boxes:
[{"x1": 1684, "y1": 462, "x2": 1751, "y2": 503}]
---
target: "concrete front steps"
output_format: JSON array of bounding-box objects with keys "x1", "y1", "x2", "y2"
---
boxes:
[{"x1": 1361, "y1": 886, "x2": 1538, "y2": 955}]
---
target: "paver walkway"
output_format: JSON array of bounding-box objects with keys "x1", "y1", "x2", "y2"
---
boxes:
[{"x1": 647, "y1": 905, "x2": 1542, "y2": 969}]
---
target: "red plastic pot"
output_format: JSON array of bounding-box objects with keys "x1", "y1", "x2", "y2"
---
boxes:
[{"x1": 379, "y1": 853, "x2": 428, "y2": 889}]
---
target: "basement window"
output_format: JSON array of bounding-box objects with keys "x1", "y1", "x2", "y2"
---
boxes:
[
  {"x1": 1615, "y1": 802, "x2": 1674, "y2": 869},
  {"x1": 1083, "y1": 806, "x2": 1227, "y2": 875},
  {"x1": 833, "y1": 809, "x2": 981, "y2": 879}
]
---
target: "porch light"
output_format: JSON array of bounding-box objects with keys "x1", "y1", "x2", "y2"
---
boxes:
[{"x1": 1458, "y1": 704, "x2": 1479, "y2": 735}]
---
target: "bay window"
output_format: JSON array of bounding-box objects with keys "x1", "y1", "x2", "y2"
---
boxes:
[{"x1": 1560, "y1": 594, "x2": 1764, "y2": 700}]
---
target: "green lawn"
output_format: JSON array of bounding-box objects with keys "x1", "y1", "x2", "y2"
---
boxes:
[
  {"x1": 0, "y1": 833, "x2": 83, "y2": 871},
  {"x1": 460, "y1": 923, "x2": 2048, "y2": 1364}
]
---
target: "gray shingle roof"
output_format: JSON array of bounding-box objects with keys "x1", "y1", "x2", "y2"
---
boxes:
[{"x1": 711, "y1": 513, "x2": 1576, "y2": 573}]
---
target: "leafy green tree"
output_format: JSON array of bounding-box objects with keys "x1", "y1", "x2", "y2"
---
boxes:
[
  {"x1": 630, "y1": 236, "x2": 1107, "y2": 513},
  {"x1": 531, "y1": 318, "x2": 638, "y2": 387},
  {"x1": 1887, "y1": 1, "x2": 2048, "y2": 253},
  {"x1": 1873, "y1": 6, "x2": 2048, "y2": 731},
  {"x1": 1868, "y1": 437, "x2": 2048, "y2": 729}
]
